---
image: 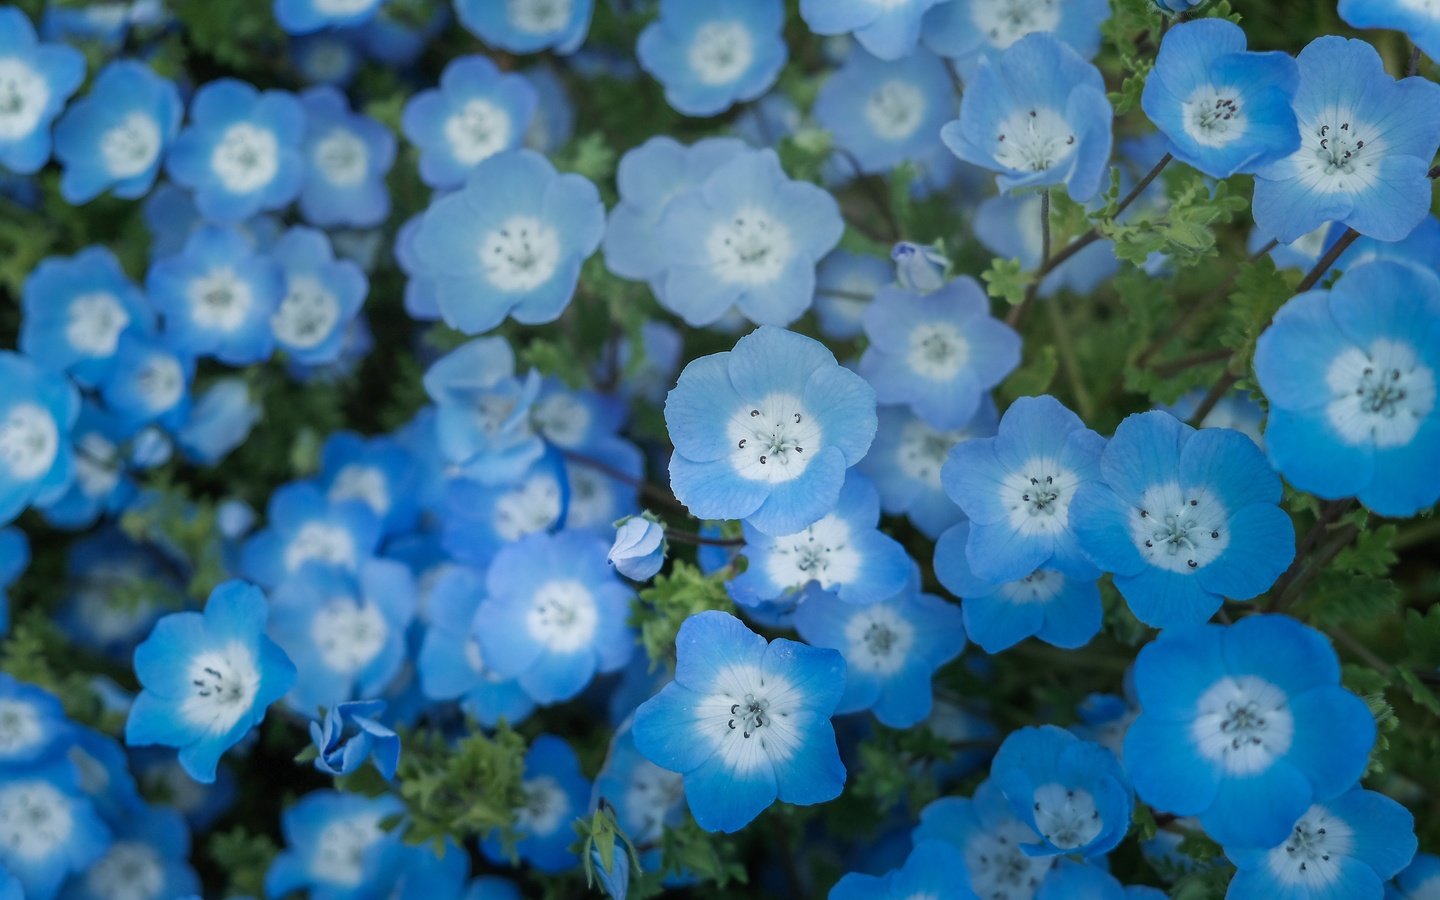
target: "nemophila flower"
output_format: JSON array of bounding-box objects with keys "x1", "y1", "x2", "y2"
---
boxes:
[
  {"x1": 482, "y1": 735, "x2": 591, "y2": 873},
  {"x1": 892, "y1": 242, "x2": 948, "y2": 294},
  {"x1": 0, "y1": 674, "x2": 70, "y2": 766},
  {"x1": 1072, "y1": 692, "x2": 1138, "y2": 759},
  {"x1": 799, "y1": 0, "x2": 946, "y2": 61},
  {"x1": 96, "y1": 332, "x2": 194, "y2": 431},
  {"x1": 0, "y1": 351, "x2": 79, "y2": 526},
  {"x1": 522, "y1": 63, "x2": 574, "y2": 153},
  {"x1": 1252, "y1": 36, "x2": 1440, "y2": 243},
  {"x1": 410, "y1": 149, "x2": 603, "y2": 333},
  {"x1": 0, "y1": 758, "x2": 110, "y2": 900},
  {"x1": 1342, "y1": 0, "x2": 1440, "y2": 67},
  {"x1": 831, "y1": 841, "x2": 977, "y2": 900},
  {"x1": 299, "y1": 86, "x2": 394, "y2": 228},
  {"x1": 594, "y1": 726, "x2": 686, "y2": 864},
  {"x1": 477, "y1": 530, "x2": 634, "y2": 705},
  {"x1": 1140, "y1": 20, "x2": 1300, "y2": 179},
  {"x1": 309, "y1": 699, "x2": 400, "y2": 779},
  {"x1": 665, "y1": 326, "x2": 877, "y2": 536},
  {"x1": 19, "y1": 246, "x2": 152, "y2": 387},
  {"x1": 422, "y1": 336, "x2": 545, "y2": 483},
  {"x1": 531, "y1": 379, "x2": 627, "y2": 452},
  {"x1": 1227, "y1": 787, "x2": 1415, "y2": 899},
  {"x1": 417, "y1": 565, "x2": 536, "y2": 727},
  {"x1": 125, "y1": 581, "x2": 297, "y2": 783},
  {"x1": 401, "y1": 55, "x2": 537, "y2": 190},
  {"x1": 1161, "y1": 389, "x2": 1265, "y2": 448},
  {"x1": 859, "y1": 278, "x2": 1020, "y2": 430},
  {"x1": 441, "y1": 452, "x2": 569, "y2": 567},
  {"x1": 860, "y1": 402, "x2": 995, "y2": 540},
  {"x1": 608, "y1": 515, "x2": 666, "y2": 581},
  {"x1": 240, "y1": 481, "x2": 382, "y2": 588},
  {"x1": 591, "y1": 843, "x2": 629, "y2": 900},
  {"x1": 1255, "y1": 260, "x2": 1440, "y2": 517},
  {"x1": 922, "y1": 0, "x2": 1109, "y2": 65},
  {"x1": 265, "y1": 790, "x2": 405, "y2": 899},
  {"x1": 1392, "y1": 853, "x2": 1440, "y2": 898},
  {"x1": 0, "y1": 7, "x2": 84, "y2": 174},
  {"x1": 291, "y1": 31, "x2": 363, "y2": 87},
  {"x1": 793, "y1": 584, "x2": 964, "y2": 728},
  {"x1": 317, "y1": 431, "x2": 418, "y2": 538},
  {"x1": 0, "y1": 527, "x2": 26, "y2": 634},
  {"x1": 269, "y1": 227, "x2": 367, "y2": 366},
  {"x1": 989, "y1": 725, "x2": 1133, "y2": 858},
  {"x1": 814, "y1": 49, "x2": 954, "y2": 176},
  {"x1": 636, "y1": 0, "x2": 785, "y2": 117},
  {"x1": 653, "y1": 148, "x2": 843, "y2": 326},
  {"x1": 455, "y1": 0, "x2": 593, "y2": 55},
  {"x1": 175, "y1": 378, "x2": 261, "y2": 465},
  {"x1": 730, "y1": 472, "x2": 912, "y2": 607},
  {"x1": 941, "y1": 33, "x2": 1113, "y2": 203},
  {"x1": 814, "y1": 251, "x2": 891, "y2": 341},
  {"x1": 561, "y1": 438, "x2": 644, "y2": 532},
  {"x1": 275, "y1": 0, "x2": 385, "y2": 34},
  {"x1": 66, "y1": 804, "x2": 200, "y2": 900},
  {"x1": 935, "y1": 520, "x2": 1102, "y2": 654},
  {"x1": 145, "y1": 225, "x2": 285, "y2": 365},
  {"x1": 913, "y1": 782, "x2": 1058, "y2": 899},
  {"x1": 1123, "y1": 615, "x2": 1376, "y2": 849},
  {"x1": 52, "y1": 60, "x2": 181, "y2": 203},
  {"x1": 165, "y1": 79, "x2": 306, "y2": 224},
  {"x1": 973, "y1": 192, "x2": 1120, "y2": 299},
  {"x1": 1072, "y1": 411, "x2": 1294, "y2": 628},
  {"x1": 269, "y1": 559, "x2": 416, "y2": 713},
  {"x1": 942, "y1": 395, "x2": 1104, "y2": 584},
  {"x1": 57, "y1": 530, "x2": 174, "y2": 659},
  {"x1": 1035, "y1": 860, "x2": 1165, "y2": 900}
]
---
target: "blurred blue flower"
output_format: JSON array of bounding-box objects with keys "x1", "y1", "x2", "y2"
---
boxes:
[
  {"x1": 270, "y1": 226, "x2": 368, "y2": 365},
  {"x1": 481, "y1": 735, "x2": 591, "y2": 873},
  {"x1": 815, "y1": 49, "x2": 954, "y2": 176},
  {"x1": 175, "y1": 378, "x2": 261, "y2": 466},
  {"x1": 923, "y1": 0, "x2": 1109, "y2": 65},
  {"x1": 310, "y1": 699, "x2": 401, "y2": 779},
  {"x1": 800, "y1": 0, "x2": 947, "y2": 61},
  {"x1": 913, "y1": 781, "x2": 1058, "y2": 898},
  {"x1": 456, "y1": 0, "x2": 593, "y2": 55},
  {"x1": 20, "y1": 246, "x2": 153, "y2": 387},
  {"x1": 0, "y1": 7, "x2": 85, "y2": 174},
  {"x1": 401, "y1": 55, "x2": 537, "y2": 190},
  {"x1": 53, "y1": 60, "x2": 182, "y2": 203},
  {"x1": 265, "y1": 791, "x2": 405, "y2": 898},
  {"x1": 813, "y1": 250, "x2": 891, "y2": 341},
  {"x1": 0, "y1": 351, "x2": 79, "y2": 525},
  {"x1": 0, "y1": 758, "x2": 110, "y2": 900},
  {"x1": 274, "y1": 0, "x2": 385, "y2": 34},
  {"x1": 299, "y1": 86, "x2": 395, "y2": 228},
  {"x1": 637, "y1": 0, "x2": 785, "y2": 117},
  {"x1": 240, "y1": 481, "x2": 382, "y2": 587}
]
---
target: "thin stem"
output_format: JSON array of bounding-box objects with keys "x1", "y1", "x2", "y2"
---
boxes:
[
  {"x1": 1149, "y1": 346, "x2": 1232, "y2": 378},
  {"x1": 1270, "y1": 499, "x2": 1355, "y2": 607},
  {"x1": 561, "y1": 448, "x2": 689, "y2": 516},
  {"x1": 1045, "y1": 292, "x2": 1095, "y2": 421},
  {"x1": 1276, "y1": 521, "x2": 1361, "y2": 612},
  {"x1": 836, "y1": 149, "x2": 903, "y2": 242},
  {"x1": 663, "y1": 528, "x2": 744, "y2": 548},
  {"x1": 1040, "y1": 189, "x2": 1053, "y2": 266},
  {"x1": 1187, "y1": 371, "x2": 1240, "y2": 426},
  {"x1": 1329, "y1": 625, "x2": 1392, "y2": 674},
  {"x1": 1006, "y1": 189, "x2": 1054, "y2": 328}
]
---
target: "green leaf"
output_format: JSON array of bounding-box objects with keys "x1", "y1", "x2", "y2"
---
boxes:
[
  {"x1": 980, "y1": 257, "x2": 1032, "y2": 307},
  {"x1": 207, "y1": 827, "x2": 278, "y2": 899},
  {"x1": 632, "y1": 562, "x2": 736, "y2": 670}
]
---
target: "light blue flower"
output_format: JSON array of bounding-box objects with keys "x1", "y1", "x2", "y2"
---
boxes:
[
  {"x1": 401, "y1": 55, "x2": 537, "y2": 190},
  {"x1": 590, "y1": 841, "x2": 629, "y2": 900},
  {"x1": 410, "y1": 149, "x2": 603, "y2": 333},
  {"x1": 0, "y1": 758, "x2": 110, "y2": 900},
  {"x1": 531, "y1": 378, "x2": 628, "y2": 453},
  {"x1": 274, "y1": 0, "x2": 385, "y2": 34},
  {"x1": 912, "y1": 782, "x2": 1058, "y2": 898},
  {"x1": 175, "y1": 378, "x2": 261, "y2": 465},
  {"x1": 665, "y1": 326, "x2": 877, "y2": 536},
  {"x1": 1141, "y1": 20, "x2": 1300, "y2": 179},
  {"x1": 799, "y1": 0, "x2": 947, "y2": 61},
  {"x1": 942, "y1": 395, "x2": 1105, "y2": 584},
  {"x1": 1252, "y1": 36, "x2": 1440, "y2": 244},
  {"x1": 240, "y1": 481, "x2": 382, "y2": 588},
  {"x1": 62, "y1": 802, "x2": 201, "y2": 900},
  {"x1": 1035, "y1": 860, "x2": 1166, "y2": 900},
  {"x1": 455, "y1": 0, "x2": 593, "y2": 55},
  {"x1": 299, "y1": 86, "x2": 394, "y2": 228},
  {"x1": 269, "y1": 226, "x2": 368, "y2": 365},
  {"x1": 813, "y1": 251, "x2": 891, "y2": 341},
  {"x1": 1392, "y1": 853, "x2": 1440, "y2": 898},
  {"x1": 941, "y1": 33, "x2": 1113, "y2": 202},
  {"x1": 1154, "y1": 0, "x2": 1203, "y2": 11},
  {"x1": 0, "y1": 7, "x2": 85, "y2": 175},
  {"x1": 124, "y1": 580, "x2": 297, "y2": 783},
  {"x1": 891, "y1": 241, "x2": 948, "y2": 293},
  {"x1": 1160, "y1": 389, "x2": 1265, "y2": 448},
  {"x1": 922, "y1": 0, "x2": 1109, "y2": 66},
  {"x1": 20, "y1": 246, "x2": 153, "y2": 387},
  {"x1": 1341, "y1": 0, "x2": 1440, "y2": 64},
  {"x1": 164, "y1": 79, "x2": 306, "y2": 224},
  {"x1": 422, "y1": 336, "x2": 546, "y2": 483},
  {"x1": 265, "y1": 791, "x2": 405, "y2": 899},
  {"x1": 608, "y1": 514, "x2": 666, "y2": 581},
  {"x1": 1255, "y1": 260, "x2": 1440, "y2": 517},
  {"x1": 632, "y1": 610, "x2": 847, "y2": 833},
  {"x1": 593, "y1": 725, "x2": 685, "y2": 871},
  {"x1": 96, "y1": 332, "x2": 193, "y2": 431},
  {"x1": 636, "y1": 0, "x2": 785, "y2": 117},
  {"x1": 814, "y1": 49, "x2": 955, "y2": 175},
  {"x1": 481, "y1": 735, "x2": 591, "y2": 873},
  {"x1": 859, "y1": 402, "x2": 993, "y2": 540},
  {"x1": 318, "y1": 431, "x2": 418, "y2": 538},
  {"x1": 53, "y1": 60, "x2": 181, "y2": 203},
  {"x1": 1123, "y1": 615, "x2": 1376, "y2": 849},
  {"x1": 831, "y1": 841, "x2": 976, "y2": 900},
  {"x1": 561, "y1": 438, "x2": 644, "y2": 532},
  {"x1": 309, "y1": 699, "x2": 400, "y2": 779},
  {"x1": 653, "y1": 148, "x2": 843, "y2": 326},
  {"x1": 0, "y1": 351, "x2": 79, "y2": 525},
  {"x1": 57, "y1": 529, "x2": 173, "y2": 659},
  {"x1": 440, "y1": 452, "x2": 569, "y2": 567}
]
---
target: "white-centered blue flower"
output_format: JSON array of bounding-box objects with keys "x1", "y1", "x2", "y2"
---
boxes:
[
  {"x1": 813, "y1": 250, "x2": 891, "y2": 341},
  {"x1": 636, "y1": 0, "x2": 786, "y2": 117},
  {"x1": 299, "y1": 85, "x2": 395, "y2": 228},
  {"x1": 0, "y1": 758, "x2": 111, "y2": 900},
  {"x1": 264, "y1": 791, "x2": 405, "y2": 899},
  {"x1": 270, "y1": 226, "x2": 368, "y2": 366},
  {"x1": 800, "y1": 0, "x2": 948, "y2": 61},
  {"x1": 19, "y1": 246, "x2": 153, "y2": 387},
  {"x1": 53, "y1": 60, "x2": 181, "y2": 203},
  {"x1": 455, "y1": 0, "x2": 594, "y2": 55},
  {"x1": 0, "y1": 7, "x2": 84, "y2": 175},
  {"x1": 401, "y1": 55, "x2": 537, "y2": 190},
  {"x1": 240, "y1": 481, "x2": 382, "y2": 588},
  {"x1": 814, "y1": 48, "x2": 956, "y2": 176},
  {"x1": 0, "y1": 351, "x2": 79, "y2": 526},
  {"x1": 859, "y1": 401, "x2": 995, "y2": 540},
  {"x1": 922, "y1": 0, "x2": 1110, "y2": 66},
  {"x1": 274, "y1": 0, "x2": 386, "y2": 35},
  {"x1": 913, "y1": 781, "x2": 1058, "y2": 899}
]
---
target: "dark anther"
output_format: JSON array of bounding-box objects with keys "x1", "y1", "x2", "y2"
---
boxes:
[
  {"x1": 1187, "y1": 560, "x2": 1198, "y2": 568},
  {"x1": 759, "y1": 455, "x2": 767, "y2": 464},
  {"x1": 738, "y1": 439, "x2": 746, "y2": 448},
  {"x1": 1211, "y1": 531, "x2": 1219, "y2": 539},
  {"x1": 750, "y1": 409, "x2": 759, "y2": 417}
]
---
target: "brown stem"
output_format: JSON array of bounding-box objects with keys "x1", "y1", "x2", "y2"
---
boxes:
[
  {"x1": 561, "y1": 448, "x2": 689, "y2": 516},
  {"x1": 1270, "y1": 499, "x2": 1355, "y2": 606}
]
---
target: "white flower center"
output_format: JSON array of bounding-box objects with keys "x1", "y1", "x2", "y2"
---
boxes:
[
  {"x1": 1032, "y1": 783, "x2": 1102, "y2": 850},
  {"x1": 101, "y1": 112, "x2": 163, "y2": 179},
  {"x1": 895, "y1": 419, "x2": 963, "y2": 489},
  {"x1": 1000, "y1": 457, "x2": 1078, "y2": 538},
  {"x1": 315, "y1": 0, "x2": 375, "y2": 13},
  {"x1": 493, "y1": 472, "x2": 563, "y2": 541},
  {"x1": 272, "y1": 274, "x2": 341, "y2": 350},
  {"x1": 971, "y1": 0, "x2": 1062, "y2": 50},
  {"x1": 0, "y1": 58, "x2": 48, "y2": 141},
  {"x1": 1129, "y1": 482, "x2": 1230, "y2": 574},
  {"x1": 211, "y1": 122, "x2": 280, "y2": 194},
  {"x1": 444, "y1": 99, "x2": 512, "y2": 167},
  {"x1": 313, "y1": 128, "x2": 369, "y2": 187},
  {"x1": 283, "y1": 522, "x2": 357, "y2": 574},
  {"x1": 907, "y1": 321, "x2": 970, "y2": 380},
  {"x1": 763, "y1": 513, "x2": 863, "y2": 592},
  {"x1": 1182, "y1": 86, "x2": 1246, "y2": 149},
  {"x1": 134, "y1": 352, "x2": 185, "y2": 413},
  {"x1": 532, "y1": 393, "x2": 591, "y2": 448},
  {"x1": 0, "y1": 781, "x2": 75, "y2": 862},
  {"x1": 180, "y1": 642, "x2": 261, "y2": 733},
  {"x1": 842, "y1": 604, "x2": 916, "y2": 676},
  {"x1": 1325, "y1": 339, "x2": 1436, "y2": 449},
  {"x1": 1265, "y1": 804, "x2": 1355, "y2": 889},
  {"x1": 864, "y1": 80, "x2": 926, "y2": 142},
  {"x1": 688, "y1": 20, "x2": 755, "y2": 86},
  {"x1": 1191, "y1": 675, "x2": 1294, "y2": 776},
  {"x1": 0, "y1": 403, "x2": 59, "y2": 481},
  {"x1": 998, "y1": 568, "x2": 1066, "y2": 604},
  {"x1": 311, "y1": 598, "x2": 389, "y2": 674},
  {"x1": 508, "y1": 0, "x2": 571, "y2": 34},
  {"x1": 994, "y1": 107, "x2": 1077, "y2": 174},
  {"x1": 480, "y1": 215, "x2": 562, "y2": 292},
  {"x1": 66, "y1": 291, "x2": 130, "y2": 356},
  {"x1": 707, "y1": 207, "x2": 795, "y2": 286},
  {"x1": 963, "y1": 817, "x2": 1054, "y2": 898},
  {"x1": 0, "y1": 700, "x2": 42, "y2": 758},
  {"x1": 75, "y1": 433, "x2": 121, "y2": 499},
  {"x1": 726, "y1": 393, "x2": 822, "y2": 484},
  {"x1": 186, "y1": 267, "x2": 254, "y2": 332},
  {"x1": 561, "y1": 465, "x2": 609, "y2": 530},
  {"x1": 311, "y1": 813, "x2": 383, "y2": 888},
  {"x1": 517, "y1": 776, "x2": 569, "y2": 836},
  {"x1": 329, "y1": 464, "x2": 390, "y2": 516},
  {"x1": 525, "y1": 579, "x2": 599, "y2": 653},
  {"x1": 620, "y1": 760, "x2": 684, "y2": 843},
  {"x1": 696, "y1": 665, "x2": 804, "y2": 773},
  {"x1": 86, "y1": 842, "x2": 167, "y2": 900},
  {"x1": 1297, "y1": 111, "x2": 1381, "y2": 194}
]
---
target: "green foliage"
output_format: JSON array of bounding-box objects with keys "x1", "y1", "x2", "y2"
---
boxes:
[
  {"x1": 118, "y1": 476, "x2": 227, "y2": 599},
  {"x1": 999, "y1": 345, "x2": 1058, "y2": 401},
  {"x1": 0, "y1": 614, "x2": 116, "y2": 731},
  {"x1": 647, "y1": 817, "x2": 748, "y2": 893},
  {"x1": 632, "y1": 561, "x2": 736, "y2": 670},
  {"x1": 981, "y1": 257, "x2": 1032, "y2": 307},
  {"x1": 207, "y1": 827, "x2": 278, "y2": 900},
  {"x1": 1101, "y1": 170, "x2": 1249, "y2": 267},
  {"x1": 850, "y1": 724, "x2": 953, "y2": 816},
  {"x1": 574, "y1": 804, "x2": 641, "y2": 896}
]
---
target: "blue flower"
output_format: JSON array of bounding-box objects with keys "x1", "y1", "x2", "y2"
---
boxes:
[
  {"x1": 441, "y1": 452, "x2": 569, "y2": 567},
  {"x1": 891, "y1": 241, "x2": 948, "y2": 293},
  {"x1": 482, "y1": 735, "x2": 591, "y2": 873},
  {"x1": 468, "y1": 877, "x2": 524, "y2": 900},
  {"x1": 270, "y1": 226, "x2": 368, "y2": 365},
  {"x1": 1340, "y1": 0, "x2": 1440, "y2": 65},
  {"x1": 299, "y1": 86, "x2": 395, "y2": 228},
  {"x1": 53, "y1": 60, "x2": 181, "y2": 203},
  {"x1": 96, "y1": 332, "x2": 194, "y2": 431},
  {"x1": 0, "y1": 758, "x2": 111, "y2": 900},
  {"x1": 309, "y1": 699, "x2": 401, "y2": 779},
  {"x1": 274, "y1": 0, "x2": 385, "y2": 34},
  {"x1": 64, "y1": 802, "x2": 201, "y2": 900},
  {"x1": 941, "y1": 33, "x2": 1113, "y2": 202},
  {"x1": 665, "y1": 326, "x2": 877, "y2": 536},
  {"x1": 912, "y1": 782, "x2": 1058, "y2": 898},
  {"x1": 240, "y1": 481, "x2": 382, "y2": 587},
  {"x1": 831, "y1": 841, "x2": 976, "y2": 900},
  {"x1": 531, "y1": 378, "x2": 629, "y2": 453},
  {"x1": 591, "y1": 840, "x2": 630, "y2": 900},
  {"x1": 0, "y1": 7, "x2": 84, "y2": 174},
  {"x1": 522, "y1": 63, "x2": 575, "y2": 153},
  {"x1": 124, "y1": 580, "x2": 297, "y2": 783},
  {"x1": 175, "y1": 378, "x2": 261, "y2": 465},
  {"x1": 1154, "y1": 0, "x2": 1203, "y2": 10},
  {"x1": 0, "y1": 675, "x2": 71, "y2": 766},
  {"x1": 164, "y1": 79, "x2": 306, "y2": 224},
  {"x1": 56, "y1": 529, "x2": 173, "y2": 659},
  {"x1": 410, "y1": 149, "x2": 603, "y2": 334},
  {"x1": 731, "y1": 472, "x2": 912, "y2": 607},
  {"x1": 636, "y1": 0, "x2": 785, "y2": 117},
  {"x1": 456, "y1": 0, "x2": 593, "y2": 55},
  {"x1": 19, "y1": 246, "x2": 153, "y2": 387},
  {"x1": 652, "y1": 148, "x2": 843, "y2": 326},
  {"x1": 1034, "y1": 860, "x2": 1166, "y2": 900},
  {"x1": 1392, "y1": 853, "x2": 1440, "y2": 898},
  {"x1": 265, "y1": 791, "x2": 405, "y2": 899},
  {"x1": 401, "y1": 55, "x2": 537, "y2": 190},
  {"x1": 478, "y1": 530, "x2": 635, "y2": 705},
  {"x1": 594, "y1": 725, "x2": 686, "y2": 869},
  {"x1": 422, "y1": 336, "x2": 545, "y2": 483},
  {"x1": 1252, "y1": 36, "x2": 1440, "y2": 243},
  {"x1": 1123, "y1": 615, "x2": 1376, "y2": 849},
  {"x1": 814, "y1": 49, "x2": 955, "y2": 175},
  {"x1": 1227, "y1": 788, "x2": 1415, "y2": 899},
  {"x1": 145, "y1": 225, "x2": 285, "y2": 365},
  {"x1": 922, "y1": 0, "x2": 1109, "y2": 66},
  {"x1": 0, "y1": 527, "x2": 26, "y2": 634},
  {"x1": 0, "y1": 351, "x2": 79, "y2": 525},
  {"x1": 632, "y1": 610, "x2": 847, "y2": 833},
  {"x1": 813, "y1": 251, "x2": 892, "y2": 342},
  {"x1": 1072, "y1": 411, "x2": 1295, "y2": 628},
  {"x1": 860, "y1": 402, "x2": 994, "y2": 540},
  {"x1": 1255, "y1": 260, "x2": 1440, "y2": 517},
  {"x1": 799, "y1": 0, "x2": 947, "y2": 61},
  {"x1": 608, "y1": 515, "x2": 666, "y2": 581},
  {"x1": 290, "y1": 31, "x2": 363, "y2": 87},
  {"x1": 318, "y1": 431, "x2": 418, "y2": 538},
  {"x1": 859, "y1": 278, "x2": 1020, "y2": 430},
  {"x1": 942, "y1": 395, "x2": 1105, "y2": 584}
]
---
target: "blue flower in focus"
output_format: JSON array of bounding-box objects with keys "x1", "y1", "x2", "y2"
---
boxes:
[
  {"x1": 0, "y1": 351, "x2": 79, "y2": 525},
  {"x1": 265, "y1": 791, "x2": 405, "y2": 899},
  {"x1": 1252, "y1": 36, "x2": 1440, "y2": 243},
  {"x1": 1141, "y1": 20, "x2": 1300, "y2": 179},
  {"x1": 608, "y1": 514, "x2": 666, "y2": 581},
  {"x1": 1123, "y1": 615, "x2": 1376, "y2": 849},
  {"x1": 632, "y1": 610, "x2": 847, "y2": 833},
  {"x1": 814, "y1": 49, "x2": 954, "y2": 176},
  {"x1": 1340, "y1": 0, "x2": 1440, "y2": 63},
  {"x1": 422, "y1": 336, "x2": 545, "y2": 484},
  {"x1": 0, "y1": 7, "x2": 84, "y2": 174},
  {"x1": 1255, "y1": 260, "x2": 1440, "y2": 517},
  {"x1": 53, "y1": 60, "x2": 181, "y2": 203},
  {"x1": 124, "y1": 580, "x2": 297, "y2": 783},
  {"x1": 270, "y1": 226, "x2": 368, "y2": 366},
  {"x1": 401, "y1": 55, "x2": 537, "y2": 189},
  {"x1": 0, "y1": 758, "x2": 111, "y2": 900},
  {"x1": 831, "y1": 841, "x2": 977, "y2": 900},
  {"x1": 165, "y1": 79, "x2": 306, "y2": 224},
  {"x1": 299, "y1": 86, "x2": 395, "y2": 228},
  {"x1": 274, "y1": 0, "x2": 385, "y2": 34},
  {"x1": 310, "y1": 699, "x2": 401, "y2": 779},
  {"x1": 175, "y1": 377, "x2": 262, "y2": 465},
  {"x1": 665, "y1": 326, "x2": 877, "y2": 536},
  {"x1": 860, "y1": 401, "x2": 994, "y2": 540},
  {"x1": 913, "y1": 782, "x2": 1058, "y2": 898},
  {"x1": 456, "y1": 0, "x2": 593, "y2": 55},
  {"x1": 1072, "y1": 411, "x2": 1295, "y2": 628},
  {"x1": 1035, "y1": 860, "x2": 1166, "y2": 900},
  {"x1": 20, "y1": 246, "x2": 153, "y2": 387},
  {"x1": 97, "y1": 332, "x2": 193, "y2": 431},
  {"x1": 942, "y1": 395, "x2": 1105, "y2": 584},
  {"x1": 799, "y1": 0, "x2": 947, "y2": 61},
  {"x1": 941, "y1": 33, "x2": 1113, "y2": 202},
  {"x1": 922, "y1": 0, "x2": 1109, "y2": 65},
  {"x1": 0, "y1": 527, "x2": 26, "y2": 634},
  {"x1": 410, "y1": 149, "x2": 603, "y2": 333},
  {"x1": 637, "y1": 0, "x2": 785, "y2": 117},
  {"x1": 240, "y1": 481, "x2": 382, "y2": 587},
  {"x1": 481, "y1": 735, "x2": 591, "y2": 873}
]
